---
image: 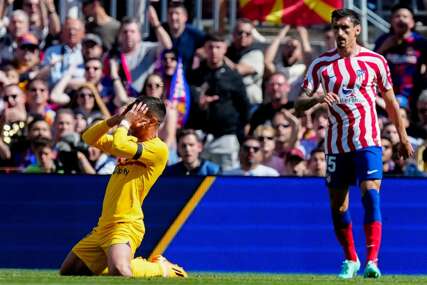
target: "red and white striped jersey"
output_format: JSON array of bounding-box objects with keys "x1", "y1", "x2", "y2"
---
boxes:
[{"x1": 302, "y1": 47, "x2": 393, "y2": 154}]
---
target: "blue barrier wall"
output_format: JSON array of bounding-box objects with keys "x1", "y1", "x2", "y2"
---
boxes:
[{"x1": 1, "y1": 175, "x2": 426, "y2": 274}]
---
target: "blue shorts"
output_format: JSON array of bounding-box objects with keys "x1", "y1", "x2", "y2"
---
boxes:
[{"x1": 325, "y1": 146, "x2": 383, "y2": 188}]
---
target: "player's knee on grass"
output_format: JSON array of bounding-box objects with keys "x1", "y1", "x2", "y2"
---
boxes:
[
  {"x1": 108, "y1": 261, "x2": 132, "y2": 277},
  {"x1": 59, "y1": 252, "x2": 93, "y2": 276}
]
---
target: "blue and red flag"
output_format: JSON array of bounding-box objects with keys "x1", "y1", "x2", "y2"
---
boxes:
[{"x1": 168, "y1": 57, "x2": 191, "y2": 128}]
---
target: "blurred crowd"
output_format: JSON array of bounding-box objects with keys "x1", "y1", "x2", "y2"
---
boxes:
[{"x1": 0, "y1": 0, "x2": 426, "y2": 177}]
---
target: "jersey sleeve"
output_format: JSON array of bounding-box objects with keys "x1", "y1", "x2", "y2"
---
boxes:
[
  {"x1": 377, "y1": 55, "x2": 393, "y2": 92},
  {"x1": 81, "y1": 120, "x2": 114, "y2": 154},
  {"x1": 110, "y1": 126, "x2": 168, "y2": 166},
  {"x1": 302, "y1": 60, "x2": 321, "y2": 97}
]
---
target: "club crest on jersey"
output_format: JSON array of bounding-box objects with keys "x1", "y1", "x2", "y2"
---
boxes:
[{"x1": 356, "y1": 69, "x2": 366, "y2": 81}]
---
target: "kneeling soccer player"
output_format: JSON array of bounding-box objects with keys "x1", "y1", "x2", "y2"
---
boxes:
[{"x1": 59, "y1": 97, "x2": 187, "y2": 278}]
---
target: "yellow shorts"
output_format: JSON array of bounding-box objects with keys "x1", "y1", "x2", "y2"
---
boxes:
[{"x1": 72, "y1": 221, "x2": 145, "y2": 274}]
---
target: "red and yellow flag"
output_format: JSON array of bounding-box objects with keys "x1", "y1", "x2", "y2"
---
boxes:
[{"x1": 239, "y1": 0, "x2": 343, "y2": 25}]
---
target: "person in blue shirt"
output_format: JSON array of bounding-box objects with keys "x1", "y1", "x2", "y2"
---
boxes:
[
  {"x1": 147, "y1": 2, "x2": 205, "y2": 73},
  {"x1": 164, "y1": 129, "x2": 220, "y2": 176}
]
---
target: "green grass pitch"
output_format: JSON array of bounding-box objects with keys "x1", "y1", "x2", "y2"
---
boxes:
[{"x1": 1, "y1": 269, "x2": 427, "y2": 285}]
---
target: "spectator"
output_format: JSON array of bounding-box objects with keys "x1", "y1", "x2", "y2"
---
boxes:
[
  {"x1": 223, "y1": 136, "x2": 279, "y2": 176},
  {"x1": 0, "y1": 84, "x2": 28, "y2": 169},
  {"x1": 142, "y1": 73, "x2": 179, "y2": 163},
  {"x1": 323, "y1": 24, "x2": 336, "y2": 51},
  {"x1": 382, "y1": 122, "x2": 400, "y2": 146},
  {"x1": 82, "y1": 33, "x2": 104, "y2": 60},
  {"x1": 307, "y1": 148, "x2": 326, "y2": 176},
  {"x1": 272, "y1": 109, "x2": 300, "y2": 157},
  {"x1": 164, "y1": 129, "x2": 220, "y2": 175},
  {"x1": 82, "y1": 0, "x2": 120, "y2": 50},
  {"x1": 13, "y1": 32, "x2": 41, "y2": 83},
  {"x1": 24, "y1": 137, "x2": 62, "y2": 173},
  {"x1": 375, "y1": 3, "x2": 427, "y2": 113},
  {"x1": 72, "y1": 83, "x2": 110, "y2": 124},
  {"x1": 188, "y1": 32, "x2": 251, "y2": 171},
  {"x1": 85, "y1": 144, "x2": 116, "y2": 174},
  {"x1": 264, "y1": 25, "x2": 312, "y2": 102},
  {"x1": 149, "y1": 2, "x2": 205, "y2": 73},
  {"x1": 53, "y1": 108, "x2": 76, "y2": 143},
  {"x1": 381, "y1": 136, "x2": 395, "y2": 173},
  {"x1": 42, "y1": 17, "x2": 86, "y2": 86},
  {"x1": 26, "y1": 79, "x2": 55, "y2": 125},
  {"x1": 253, "y1": 125, "x2": 284, "y2": 174},
  {"x1": 225, "y1": 18, "x2": 264, "y2": 107},
  {"x1": 248, "y1": 72, "x2": 292, "y2": 134},
  {"x1": 0, "y1": 10, "x2": 30, "y2": 64},
  {"x1": 283, "y1": 147, "x2": 307, "y2": 176},
  {"x1": 407, "y1": 90, "x2": 427, "y2": 139},
  {"x1": 114, "y1": 13, "x2": 172, "y2": 93},
  {"x1": 22, "y1": 0, "x2": 61, "y2": 46},
  {"x1": 84, "y1": 57, "x2": 128, "y2": 112}
]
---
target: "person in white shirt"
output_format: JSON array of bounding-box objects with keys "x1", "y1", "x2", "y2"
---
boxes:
[{"x1": 223, "y1": 136, "x2": 279, "y2": 176}]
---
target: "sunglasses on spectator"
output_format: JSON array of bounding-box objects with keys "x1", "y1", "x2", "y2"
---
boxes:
[
  {"x1": 258, "y1": 136, "x2": 274, "y2": 142},
  {"x1": 85, "y1": 66, "x2": 100, "y2": 71},
  {"x1": 236, "y1": 30, "x2": 252, "y2": 37},
  {"x1": 78, "y1": 92, "x2": 94, "y2": 98},
  {"x1": 273, "y1": 123, "x2": 291, "y2": 129},
  {"x1": 3, "y1": 94, "x2": 18, "y2": 101},
  {"x1": 147, "y1": 83, "x2": 163, "y2": 89},
  {"x1": 418, "y1": 108, "x2": 427, "y2": 114},
  {"x1": 20, "y1": 45, "x2": 38, "y2": 53},
  {"x1": 243, "y1": 145, "x2": 261, "y2": 153}
]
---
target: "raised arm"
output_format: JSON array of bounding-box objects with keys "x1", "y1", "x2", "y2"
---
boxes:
[
  {"x1": 264, "y1": 25, "x2": 290, "y2": 76},
  {"x1": 148, "y1": 5, "x2": 172, "y2": 49}
]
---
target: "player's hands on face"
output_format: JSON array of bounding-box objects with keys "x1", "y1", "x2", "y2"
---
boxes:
[
  {"x1": 399, "y1": 140, "x2": 414, "y2": 160},
  {"x1": 320, "y1": 92, "x2": 340, "y2": 107},
  {"x1": 124, "y1": 102, "x2": 148, "y2": 125}
]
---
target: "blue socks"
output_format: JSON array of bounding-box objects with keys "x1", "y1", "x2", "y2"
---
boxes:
[{"x1": 362, "y1": 189, "x2": 382, "y2": 224}]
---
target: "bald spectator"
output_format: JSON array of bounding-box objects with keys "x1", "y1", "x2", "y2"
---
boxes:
[
  {"x1": 42, "y1": 17, "x2": 85, "y2": 86},
  {"x1": 82, "y1": 0, "x2": 120, "y2": 50},
  {"x1": 0, "y1": 10, "x2": 30, "y2": 63}
]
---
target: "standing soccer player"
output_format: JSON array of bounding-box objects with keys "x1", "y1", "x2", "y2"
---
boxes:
[
  {"x1": 296, "y1": 9, "x2": 413, "y2": 279},
  {"x1": 59, "y1": 96, "x2": 187, "y2": 278}
]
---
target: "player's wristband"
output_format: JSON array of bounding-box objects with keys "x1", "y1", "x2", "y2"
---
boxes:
[{"x1": 119, "y1": 119, "x2": 130, "y2": 129}]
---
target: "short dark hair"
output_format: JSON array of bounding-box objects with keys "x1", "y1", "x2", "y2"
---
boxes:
[
  {"x1": 391, "y1": 3, "x2": 414, "y2": 16},
  {"x1": 331, "y1": 8, "x2": 360, "y2": 26},
  {"x1": 168, "y1": 1, "x2": 187, "y2": 11},
  {"x1": 177, "y1": 128, "x2": 201, "y2": 143},
  {"x1": 82, "y1": 0, "x2": 106, "y2": 7},
  {"x1": 119, "y1": 17, "x2": 140, "y2": 32},
  {"x1": 205, "y1": 32, "x2": 226, "y2": 43},
  {"x1": 130, "y1": 96, "x2": 166, "y2": 124}
]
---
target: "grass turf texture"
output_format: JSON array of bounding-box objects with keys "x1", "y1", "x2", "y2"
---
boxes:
[{"x1": 1, "y1": 270, "x2": 427, "y2": 285}]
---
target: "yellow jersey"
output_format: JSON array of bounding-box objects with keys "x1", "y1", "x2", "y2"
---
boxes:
[{"x1": 82, "y1": 120, "x2": 168, "y2": 226}]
